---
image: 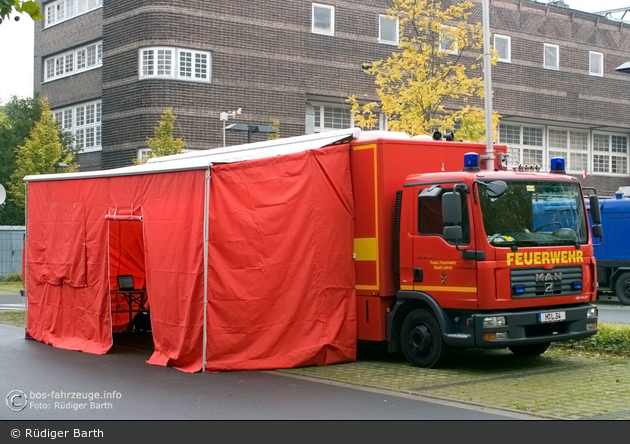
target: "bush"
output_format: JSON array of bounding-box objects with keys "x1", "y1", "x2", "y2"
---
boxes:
[
  {"x1": 0, "y1": 273, "x2": 22, "y2": 283},
  {"x1": 551, "y1": 322, "x2": 630, "y2": 357}
]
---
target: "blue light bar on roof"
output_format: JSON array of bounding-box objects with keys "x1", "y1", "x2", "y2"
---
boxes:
[
  {"x1": 463, "y1": 152, "x2": 480, "y2": 172},
  {"x1": 550, "y1": 157, "x2": 566, "y2": 174}
]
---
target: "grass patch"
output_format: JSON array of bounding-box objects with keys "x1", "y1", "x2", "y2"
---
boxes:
[
  {"x1": 0, "y1": 273, "x2": 23, "y2": 283},
  {"x1": 0, "y1": 310, "x2": 25, "y2": 326},
  {"x1": 550, "y1": 322, "x2": 630, "y2": 359},
  {"x1": 0, "y1": 281, "x2": 23, "y2": 295}
]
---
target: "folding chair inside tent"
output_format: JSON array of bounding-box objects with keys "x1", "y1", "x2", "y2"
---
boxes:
[{"x1": 112, "y1": 275, "x2": 148, "y2": 328}]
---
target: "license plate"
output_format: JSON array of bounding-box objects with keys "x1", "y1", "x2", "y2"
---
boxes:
[{"x1": 538, "y1": 311, "x2": 566, "y2": 323}]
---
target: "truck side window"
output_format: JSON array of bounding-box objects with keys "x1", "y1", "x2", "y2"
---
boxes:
[{"x1": 418, "y1": 191, "x2": 470, "y2": 244}]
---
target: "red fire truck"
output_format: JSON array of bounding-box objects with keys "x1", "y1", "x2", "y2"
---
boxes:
[{"x1": 350, "y1": 132, "x2": 601, "y2": 367}]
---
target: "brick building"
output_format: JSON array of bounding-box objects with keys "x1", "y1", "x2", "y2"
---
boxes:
[{"x1": 34, "y1": 0, "x2": 630, "y2": 194}]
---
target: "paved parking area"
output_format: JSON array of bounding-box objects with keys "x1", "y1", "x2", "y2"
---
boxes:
[{"x1": 281, "y1": 347, "x2": 630, "y2": 420}]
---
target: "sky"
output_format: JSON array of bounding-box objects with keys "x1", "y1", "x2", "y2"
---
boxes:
[{"x1": 0, "y1": 1, "x2": 629, "y2": 105}]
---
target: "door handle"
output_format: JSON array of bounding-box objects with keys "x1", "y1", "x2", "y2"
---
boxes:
[{"x1": 413, "y1": 268, "x2": 423, "y2": 282}]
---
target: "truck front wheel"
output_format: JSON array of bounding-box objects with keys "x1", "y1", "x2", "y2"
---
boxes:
[
  {"x1": 615, "y1": 272, "x2": 630, "y2": 305},
  {"x1": 400, "y1": 309, "x2": 448, "y2": 368}
]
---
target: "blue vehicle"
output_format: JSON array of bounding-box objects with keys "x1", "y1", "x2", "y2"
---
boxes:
[{"x1": 587, "y1": 192, "x2": 630, "y2": 305}]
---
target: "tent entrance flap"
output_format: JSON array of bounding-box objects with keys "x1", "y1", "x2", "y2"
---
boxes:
[{"x1": 108, "y1": 218, "x2": 148, "y2": 333}]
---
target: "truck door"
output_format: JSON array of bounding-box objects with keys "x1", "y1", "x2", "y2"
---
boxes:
[{"x1": 411, "y1": 184, "x2": 478, "y2": 309}]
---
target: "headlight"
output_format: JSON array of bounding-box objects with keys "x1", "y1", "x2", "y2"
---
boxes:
[
  {"x1": 587, "y1": 307, "x2": 598, "y2": 318},
  {"x1": 483, "y1": 316, "x2": 507, "y2": 328}
]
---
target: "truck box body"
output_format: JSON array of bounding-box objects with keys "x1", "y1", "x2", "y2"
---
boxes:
[
  {"x1": 594, "y1": 196, "x2": 630, "y2": 263},
  {"x1": 349, "y1": 133, "x2": 506, "y2": 341},
  {"x1": 588, "y1": 193, "x2": 630, "y2": 304}
]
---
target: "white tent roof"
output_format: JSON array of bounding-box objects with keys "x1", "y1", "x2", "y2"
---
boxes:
[
  {"x1": 24, "y1": 128, "x2": 361, "y2": 182},
  {"x1": 616, "y1": 61, "x2": 630, "y2": 73}
]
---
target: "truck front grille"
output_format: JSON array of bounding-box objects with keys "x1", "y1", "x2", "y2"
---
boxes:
[{"x1": 510, "y1": 265, "x2": 583, "y2": 299}]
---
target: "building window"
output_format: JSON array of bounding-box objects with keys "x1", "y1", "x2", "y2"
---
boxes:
[
  {"x1": 499, "y1": 123, "x2": 544, "y2": 166},
  {"x1": 494, "y1": 35, "x2": 511, "y2": 63},
  {"x1": 593, "y1": 133, "x2": 628, "y2": 175},
  {"x1": 306, "y1": 101, "x2": 387, "y2": 134},
  {"x1": 44, "y1": 42, "x2": 103, "y2": 82},
  {"x1": 589, "y1": 51, "x2": 603, "y2": 77},
  {"x1": 138, "y1": 148, "x2": 152, "y2": 163},
  {"x1": 312, "y1": 3, "x2": 334, "y2": 36},
  {"x1": 314, "y1": 104, "x2": 351, "y2": 131},
  {"x1": 52, "y1": 100, "x2": 102, "y2": 153},
  {"x1": 379, "y1": 15, "x2": 399, "y2": 45},
  {"x1": 139, "y1": 48, "x2": 211, "y2": 82},
  {"x1": 439, "y1": 28, "x2": 458, "y2": 55},
  {"x1": 548, "y1": 128, "x2": 589, "y2": 173},
  {"x1": 45, "y1": 0, "x2": 102, "y2": 28},
  {"x1": 544, "y1": 43, "x2": 559, "y2": 70}
]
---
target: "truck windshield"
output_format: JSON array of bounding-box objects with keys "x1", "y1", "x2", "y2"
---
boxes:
[{"x1": 478, "y1": 180, "x2": 588, "y2": 248}]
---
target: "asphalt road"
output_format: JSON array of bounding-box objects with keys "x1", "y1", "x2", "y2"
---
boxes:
[
  {"x1": 0, "y1": 323, "x2": 532, "y2": 421},
  {"x1": 596, "y1": 303, "x2": 630, "y2": 324}
]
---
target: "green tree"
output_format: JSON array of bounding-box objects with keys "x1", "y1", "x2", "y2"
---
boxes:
[
  {"x1": 135, "y1": 108, "x2": 185, "y2": 164},
  {"x1": 0, "y1": 0, "x2": 44, "y2": 24},
  {"x1": 348, "y1": 0, "x2": 499, "y2": 141},
  {"x1": 0, "y1": 93, "x2": 45, "y2": 225},
  {"x1": 9, "y1": 99, "x2": 78, "y2": 211}
]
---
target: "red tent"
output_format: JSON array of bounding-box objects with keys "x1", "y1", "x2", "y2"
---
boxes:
[{"x1": 23, "y1": 129, "x2": 358, "y2": 372}]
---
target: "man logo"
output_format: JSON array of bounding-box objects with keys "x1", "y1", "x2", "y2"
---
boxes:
[{"x1": 536, "y1": 272, "x2": 562, "y2": 282}]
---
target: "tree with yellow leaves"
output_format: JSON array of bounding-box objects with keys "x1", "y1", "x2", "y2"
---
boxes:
[
  {"x1": 135, "y1": 108, "x2": 185, "y2": 164},
  {"x1": 348, "y1": 0, "x2": 499, "y2": 141}
]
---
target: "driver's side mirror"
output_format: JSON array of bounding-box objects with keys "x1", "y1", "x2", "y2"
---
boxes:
[
  {"x1": 589, "y1": 195, "x2": 601, "y2": 224},
  {"x1": 442, "y1": 192, "x2": 462, "y2": 242}
]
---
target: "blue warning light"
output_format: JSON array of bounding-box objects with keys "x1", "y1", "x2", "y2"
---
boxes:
[
  {"x1": 463, "y1": 152, "x2": 480, "y2": 172},
  {"x1": 550, "y1": 157, "x2": 566, "y2": 174}
]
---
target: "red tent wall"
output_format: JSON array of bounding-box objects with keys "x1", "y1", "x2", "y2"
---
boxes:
[
  {"x1": 27, "y1": 178, "x2": 114, "y2": 353},
  {"x1": 144, "y1": 171, "x2": 206, "y2": 372},
  {"x1": 26, "y1": 171, "x2": 206, "y2": 369},
  {"x1": 205, "y1": 144, "x2": 357, "y2": 370},
  {"x1": 26, "y1": 145, "x2": 356, "y2": 372}
]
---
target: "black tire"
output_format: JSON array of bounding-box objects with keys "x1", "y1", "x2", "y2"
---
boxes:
[
  {"x1": 400, "y1": 309, "x2": 447, "y2": 368},
  {"x1": 509, "y1": 342, "x2": 550, "y2": 357},
  {"x1": 614, "y1": 272, "x2": 630, "y2": 306}
]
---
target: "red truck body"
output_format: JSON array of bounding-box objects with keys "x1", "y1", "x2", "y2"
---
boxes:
[{"x1": 348, "y1": 133, "x2": 598, "y2": 367}]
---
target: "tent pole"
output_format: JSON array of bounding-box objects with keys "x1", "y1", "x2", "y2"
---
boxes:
[
  {"x1": 202, "y1": 167, "x2": 211, "y2": 373},
  {"x1": 23, "y1": 182, "x2": 28, "y2": 338}
]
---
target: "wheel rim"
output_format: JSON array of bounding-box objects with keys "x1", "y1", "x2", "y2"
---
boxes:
[
  {"x1": 623, "y1": 280, "x2": 630, "y2": 297},
  {"x1": 409, "y1": 323, "x2": 433, "y2": 355}
]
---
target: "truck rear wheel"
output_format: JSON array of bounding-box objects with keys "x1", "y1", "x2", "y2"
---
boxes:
[
  {"x1": 615, "y1": 272, "x2": 630, "y2": 305},
  {"x1": 400, "y1": 309, "x2": 447, "y2": 368},
  {"x1": 508, "y1": 343, "x2": 550, "y2": 357}
]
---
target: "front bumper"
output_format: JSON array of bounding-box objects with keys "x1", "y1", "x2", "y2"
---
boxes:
[{"x1": 464, "y1": 303, "x2": 598, "y2": 348}]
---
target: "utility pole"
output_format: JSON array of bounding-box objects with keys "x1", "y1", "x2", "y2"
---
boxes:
[{"x1": 482, "y1": 0, "x2": 495, "y2": 171}]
